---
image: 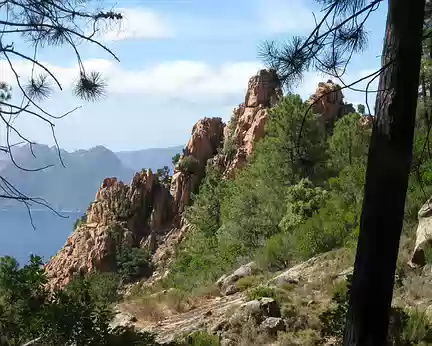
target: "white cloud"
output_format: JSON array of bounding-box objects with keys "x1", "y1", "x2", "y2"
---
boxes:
[
  {"x1": 4, "y1": 59, "x2": 382, "y2": 110},
  {"x1": 0, "y1": 59, "x2": 262, "y2": 106},
  {"x1": 96, "y1": 8, "x2": 173, "y2": 41},
  {"x1": 257, "y1": 0, "x2": 315, "y2": 34}
]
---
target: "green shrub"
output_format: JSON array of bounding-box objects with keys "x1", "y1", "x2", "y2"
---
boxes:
[
  {"x1": 181, "y1": 331, "x2": 220, "y2": 346},
  {"x1": 281, "y1": 302, "x2": 299, "y2": 319},
  {"x1": 163, "y1": 288, "x2": 190, "y2": 313},
  {"x1": 245, "y1": 285, "x2": 277, "y2": 301},
  {"x1": 328, "y1": 112, "x2": 371, "y2": 171},
  {"x1": 401, "y1": 308, "x2": 432, "y2": 344},
  {"x1": 319, "y1": 275, "x2": 351, "y2": 343},
  {"x1": 279, "y1": 178, "x2": 328, "y2": 232},
  {"x1": 155, "y1": 166, "x2": 171, "y2": 187},
  {"x1": 256, "y1": 232, "x2": 296, "y2": 270},
  {"x1": 0, "y1": 255, "x2": 162, "y2": 346},
  {"x1": 222, "y1": 137, "x2": 237, "y2": 160},
  {"x1": 277, "y1": 329, "x2": 321, "y2": 346},
  {"x1": 357, "y1": 104, "x2": 366, "y2": 115},
  {"x1": 73, "y1": 212, "x2": 87, "y2": 229},
  {"x1": 116, "y1": 247, "x2": 153, "y2": 283},
  {"x1": 172, "y1": 153, "x2": 181, "y2": 166},
  {"x1": 106, "y1": 225, "x2": 153, "y2": 282},
  {"x1": 178, "y1": 156, "x2": 200, "y2": 175},
  {"x1": 66, "y1": 271, "x2": 121, "y2": 305},
  {"x1": 166, "y1": 165, "x2": 234, "y2": 291},
  {"x1": 293, "y1": 198, "x2": 358, "y2": 259},
  {"x1": 235, "y1": 275, "x2": 264, "y2": 291}
]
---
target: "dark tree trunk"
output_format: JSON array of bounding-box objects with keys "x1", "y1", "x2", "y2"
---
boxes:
[{"x1": 343, "y1": 0, "x2": 425, "y2": 345}]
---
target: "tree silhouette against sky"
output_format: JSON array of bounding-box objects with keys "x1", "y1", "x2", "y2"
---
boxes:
[
  {"x1": 0, "y1": 0, "x2": 121, "y2": 221},
  {"x1": 260, "y1": 0, "x2": 428, "y2": 344}
]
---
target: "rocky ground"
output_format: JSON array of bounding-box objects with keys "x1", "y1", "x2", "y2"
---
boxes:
[{"x1": 110, "y1": 248, "x2": 432, "y2": 345}]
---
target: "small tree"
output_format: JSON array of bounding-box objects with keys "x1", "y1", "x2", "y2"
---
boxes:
[
  {"x1": 178, "y1": 156, "x2": 200, "y2": 175},
  {"x1": 172, "y1": 153, "x2": 181, "y2": 166},
  {"x1": 156, "y1": 166, "x2": 171, "y2": 187}
]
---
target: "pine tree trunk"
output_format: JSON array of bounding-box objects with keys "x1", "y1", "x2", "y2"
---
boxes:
[{"x1": 343, "y1": 0, "x2": 425, "y2": 345}]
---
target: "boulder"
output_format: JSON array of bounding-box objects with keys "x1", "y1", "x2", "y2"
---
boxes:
[
  {"x1": 259, "y1": 317, "x2": 286, "y2": 334},
  {"x1": 410, "y1": 197, "x2": 432, "y2": 267},
  {"x1": 267, "y1": 253, "x2": 344, "y2": 286},
  {"x1": 260, "y1": 297, "x2": 281, "y2": 318},
  {"x1": 268, "y1": 269, "x2": 300, "y2": 287},
  {"x1": 228, "y1": 298, "x2": 280, "y2": 326},
  {"x1": 229, "y1": 300, "x2": 262, "y2": 325},
  {"x1": 109, "y1": 310, "x2": 138, "y2": 329},
  {"x1": 216, "y1": 262, "x2": 258, "y2": 296}
]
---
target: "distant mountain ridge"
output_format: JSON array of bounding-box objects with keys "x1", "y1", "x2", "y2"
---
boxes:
[
  {"x1": 0, "y1": 144, "x2": 183, "y2": 212},
  {"x1": 116, "y1": 145, "x2": 183, "y2": 173}
]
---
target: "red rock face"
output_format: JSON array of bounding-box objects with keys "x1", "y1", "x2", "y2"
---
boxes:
[
  {"x1": 45, "y1": 170, "x2": 174, "y2": 289},
  {"x1": 212, "y1": 68, "x2": 282, "y2": 177},
  {"x1": 186, "y1": 117, "x2": 225, "y2": 166},
  {"x1": 170, "y1": 117, "x2": 225, "y2": 214},
  {"x1": 307, "y1": 80, "x2": 355, "y2": 129}
]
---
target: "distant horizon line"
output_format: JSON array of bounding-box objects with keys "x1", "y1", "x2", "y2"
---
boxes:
[{"x1": 0, "y1": 143, "x2": 185, "y2": 155}]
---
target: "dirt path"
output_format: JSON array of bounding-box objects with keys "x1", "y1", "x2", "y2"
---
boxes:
[{"x1": 139, "y1": 293, "x2": 245, "y2": 344}]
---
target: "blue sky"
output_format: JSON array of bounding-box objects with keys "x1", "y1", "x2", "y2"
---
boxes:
[{"x1": 1, "y1": 0, "x2": 388, "y2": 152}]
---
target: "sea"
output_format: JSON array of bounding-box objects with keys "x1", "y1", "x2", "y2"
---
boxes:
[{"x1": 0, "y1": 210, "x2": 81, "y2": 266}]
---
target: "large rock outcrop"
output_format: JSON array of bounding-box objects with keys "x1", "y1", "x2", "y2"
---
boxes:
[
  {"x1": 170, "y1": 117, "x2": 224, "y2": 214},
  {"x1": 45, "y1": 170, "x2": 174, "y2": 289},
  {"x1": 307, "y1": 80, "x2": 355, "y2": 132},
  {"x1": 213, "y1": 69, "x2": 282, "y2": 177},
  {"x1": 410, "y1": 197, "x2": 432, "y2": 267}
]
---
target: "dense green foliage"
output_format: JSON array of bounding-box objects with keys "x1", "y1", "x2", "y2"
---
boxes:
[
  {"x1": 116, "y1": 247, "x2": 153, "y2": 283},
  {"x1": 66, "y1": 271, "x2": 122, "y2": 306},
  {"x1": 107, "y1": 224, "x2": 153, "y2": 283},
  {"x1": 172, "y1": 153, "x2": 181, "y2": 166},
  {"x1": 0, "y1": 255, "x2": 161, "y2": 345},
  {"x1": 155, "y1": 166, "x2": 172, "y2": 188},
  {"x1": 164, "y1": 165, "x2": 228, "y2": 290},
  {"x1": 167, "y1": 92, "x2": 432, "y2": 292},
  {"x1": 178, "y1": 156, "x2": 200, "y2": 175},
  {"x1": 357, "y1": 104, "x2": 365, "y2": 115},
  {"x1": 166, "y1": 95, "x2": 371, "y2": 290},
  {"x1": 179, "y1": 331, "x2": 220, "y2": 346}
]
